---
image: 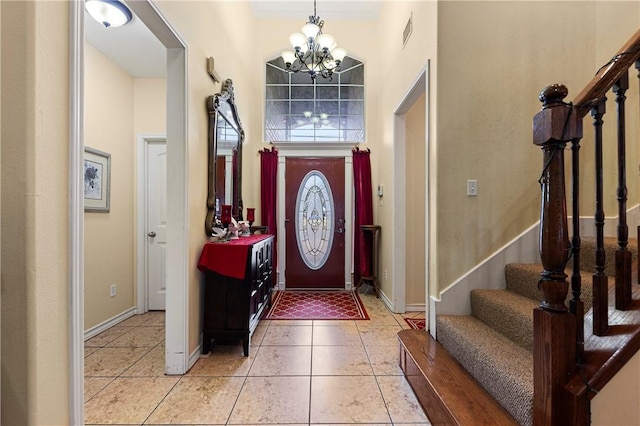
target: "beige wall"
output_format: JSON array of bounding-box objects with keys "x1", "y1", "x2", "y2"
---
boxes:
[
  {"x1": 154, "y1": 0, "x2": 258, "y2": 352},
  {"x1": 405, "y1": 92, "x2": 426, "y2": 306},
  {"x1": 374, "y1": 1, "x2": 438, "y2": 300},
  {"x1": 84, "y1": 43, "x2": 136, "y2": 329},
  {"x1": 1, "y1": 1, "x2": 70, "y2": 424},
  {"x1": 134, "y1": 79, "x2": 166, "y2": 135}
]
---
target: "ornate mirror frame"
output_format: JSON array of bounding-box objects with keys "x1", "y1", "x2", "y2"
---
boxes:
[{"x1": 205, "y1": 79, "x2": 245, "y2": 236}]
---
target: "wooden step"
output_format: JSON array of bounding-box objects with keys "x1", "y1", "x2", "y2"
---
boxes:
[{"x1": 398, "y1": 329, "x2": 519, "y2": 426}]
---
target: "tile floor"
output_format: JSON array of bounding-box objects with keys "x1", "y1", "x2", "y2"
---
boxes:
[{"x1": 84, "y1": 292, "x2": 430, "y2": 425}]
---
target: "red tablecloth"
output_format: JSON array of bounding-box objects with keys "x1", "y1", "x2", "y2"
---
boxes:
[{"x1": 197, "y1": 234, "x2": 271, "y2": 280}]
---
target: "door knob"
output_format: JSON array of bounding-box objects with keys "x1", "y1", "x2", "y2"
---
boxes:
[{"x1": 148, "y1": 231, "x2": 156, "y2": 237}]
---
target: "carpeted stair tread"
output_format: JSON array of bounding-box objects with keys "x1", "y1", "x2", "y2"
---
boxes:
[
  {"x1": 437, "y1": 315, "x2": 533, "y2": 426},
  {"x1": 505, "y1": 263, "x2": 594, "y2": 313},
  {"x1": 471, "y1": 289, "x2": 537, "y2": 352}
]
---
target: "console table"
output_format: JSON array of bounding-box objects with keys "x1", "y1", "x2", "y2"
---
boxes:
[{"x1": 197, "y1": 234, "x2": 274, "y2": 356}]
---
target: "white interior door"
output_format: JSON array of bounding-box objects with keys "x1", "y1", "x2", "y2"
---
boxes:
[{"x1": 147, "y1": 141, "x2": 167, "y2": 310}]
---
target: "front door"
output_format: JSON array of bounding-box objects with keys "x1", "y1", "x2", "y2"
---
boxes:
[{"x1": 285, "y1": 157, "x2": 345, "y2": 288}]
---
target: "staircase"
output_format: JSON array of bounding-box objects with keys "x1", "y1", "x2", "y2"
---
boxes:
[
  {"x1": 400, "y1": 28, "x2": 640, "y2": 425},
  {"x1": 399, "y1": 238, "x2": 637, "y2": 425}
]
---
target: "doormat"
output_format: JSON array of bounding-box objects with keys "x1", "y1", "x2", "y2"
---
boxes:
[
  {"x1": 404, "y1": 318, "x2": 426, "y2": 330},
  {"x1": 264, "y1": 291, "x2": 369, "y2": 320}
]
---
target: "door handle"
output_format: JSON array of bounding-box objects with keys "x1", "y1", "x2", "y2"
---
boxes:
[{"x1": 148, "y1": 231, "x2": 156, "y2": 237}]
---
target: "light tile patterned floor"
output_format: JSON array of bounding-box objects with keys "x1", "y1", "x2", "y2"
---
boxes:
[{"x1": 84, "y1": 292, "x2": 431, "y2": 425}]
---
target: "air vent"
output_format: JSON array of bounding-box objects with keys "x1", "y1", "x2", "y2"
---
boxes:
[{"x1": 403, "y1": 12, "x2": 413, "y2": 48}]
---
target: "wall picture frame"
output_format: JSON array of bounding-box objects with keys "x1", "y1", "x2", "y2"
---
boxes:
[{"x1": 84, "y1": 147, "x2": 111, "y2": 212}]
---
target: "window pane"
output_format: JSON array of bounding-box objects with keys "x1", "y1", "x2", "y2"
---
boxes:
[
  {"x1": 291, "y1": 85, "x2": 314, "y2": 100},
  {"x1": 340, "y1": 65, "x2": 364, "y2": 85},
  {"x1": 340, "y1": 86, "x2": 364, "y2": 99},
  {"x1": 340, "y1": 100, "x2": 364, "y2": 115},
  {"x1": 266, "y1": 86, "x2": 289, "y2": 100},
  {"x1": 316, "y1": 101, "x2": 339, "y2": 116},
  {"x1": 291, "y1": 71, "x2": 315, "y2": 85},
  {"x1": 266, "y1": 100, "x2": 290, "y2": 115},
  {"x1": 342, "y1": 115, "x2": 364, "y2": 129},
  {"x1": 266, "y1": 63, "x2": 289, "y2": 85},
  {"x1": 290, "y1": 100, "x2": 315, "y2": 115},
  {"x1": 317, "y1": 86, "x2": 339, "y2": 99}
]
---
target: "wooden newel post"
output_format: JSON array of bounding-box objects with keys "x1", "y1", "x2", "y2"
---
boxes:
[
  {"x1": 533, "y1": 84, "x2": 581, "y2": 311},
  {"x1": 532, "y1": 84, "x2": 585, "y2": 426}
]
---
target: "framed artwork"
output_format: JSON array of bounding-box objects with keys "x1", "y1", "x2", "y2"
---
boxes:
[{"x1": 84, "y1": 147, "x2": 111, "y2": 212}]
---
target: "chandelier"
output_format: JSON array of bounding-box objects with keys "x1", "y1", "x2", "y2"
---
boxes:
[{"x1": 280, "y1": 0, "x2": 347, "y2": 80}]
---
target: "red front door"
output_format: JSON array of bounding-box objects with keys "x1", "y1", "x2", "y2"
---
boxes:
[{"x1": 285, "y1": 157, "x2": 345, "y2": 288}]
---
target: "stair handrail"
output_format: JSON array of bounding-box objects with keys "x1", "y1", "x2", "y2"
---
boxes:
[{"x1": 573, "y1": 29, "x2": 640, "y2": 117}]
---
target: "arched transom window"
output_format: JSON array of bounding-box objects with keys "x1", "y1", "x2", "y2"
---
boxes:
[{"x1": 265, "y1": 56, "x2": 364, "y2": 143}]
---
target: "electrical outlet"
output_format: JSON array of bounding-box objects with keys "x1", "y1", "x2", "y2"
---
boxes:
[
  {"x1": 110, "y1": 284, "x2": 116, "y2": 298},
  {"x1": 384, "y1": 269, "x2": 388, "y2": 281}
]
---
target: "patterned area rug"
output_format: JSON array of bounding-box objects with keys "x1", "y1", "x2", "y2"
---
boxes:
[
  {"x1": 265, "y1": 291, "x2": 369, "y2": 320},
  {"x1": 404, "y1": 318, "x2": 426, "y2": 330}
]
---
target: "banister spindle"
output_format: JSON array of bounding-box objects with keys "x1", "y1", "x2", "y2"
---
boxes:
[
  {"x1": 570, "y1": 133, "x2": 584, "y2": 357},
  {"x1": 635, "y1": 60, "x2": 640, "y2": 286},
  {"x1": 591, "y1": 99, "x2": 609, "y2": 336},
  {"x1": 613, "y1": 73, "x2": 632, "y2": 310}
]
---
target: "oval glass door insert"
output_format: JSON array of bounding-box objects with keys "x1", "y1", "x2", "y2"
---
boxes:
[{"x1": 295, "y1": 170, "x2": 335, "y2": 270}]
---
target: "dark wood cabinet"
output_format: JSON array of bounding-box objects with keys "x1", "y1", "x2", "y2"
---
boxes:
[{"x1": 198, "y1": 235, "x2": 274, "y2": 356}]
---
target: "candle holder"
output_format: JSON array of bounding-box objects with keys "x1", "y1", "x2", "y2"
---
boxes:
[
  {"x1": 220, "y1": 204, "x2": 232, "y2": 239},
  {"x1": 246, "y1": 207, "x2": 255, "y2": 233}
]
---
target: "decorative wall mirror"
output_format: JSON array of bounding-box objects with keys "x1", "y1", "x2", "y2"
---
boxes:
[{"x1": 205, "y1": 79, "x2": 244, "y2": 236}]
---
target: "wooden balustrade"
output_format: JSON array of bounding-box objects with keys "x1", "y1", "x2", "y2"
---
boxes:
[{"x1": 533, "y1": 28, "x2": 640, "y2": 426}]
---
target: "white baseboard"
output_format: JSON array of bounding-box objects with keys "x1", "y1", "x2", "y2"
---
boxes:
[
  {"x1": 188, "y1": 344, "x2": 202, "y2": 371},
  {"x1": 377, "y1": 288, "x2": 395, "y2": 313},
  {"x1": 84, "y1": 307, "x2": 137, "y2": 341},
  {"x1": 576, "y1": 204, "x2": 640, "y2": 238},
  {"x1": 405, "y1": 303, "x2": 426, "y2": 312},
  {"x1": 434, "y1": 222, "x2": 541, "y2": 318}
]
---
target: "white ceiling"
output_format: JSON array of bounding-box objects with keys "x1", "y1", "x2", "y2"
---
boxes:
[
  {"x1": 250, "y1": 1, "x2": 383, "y2": 20},
  {"x1": 84, "y1": 1, "x2": 382, "y2": 79}
]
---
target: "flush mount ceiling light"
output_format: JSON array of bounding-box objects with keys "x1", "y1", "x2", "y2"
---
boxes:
[
  {"x1": 85, "y1": 0, "x2": 133, "y2": 28},
  {"x1": 280, "y1": 0, "x2": 347, "y2": 80}
]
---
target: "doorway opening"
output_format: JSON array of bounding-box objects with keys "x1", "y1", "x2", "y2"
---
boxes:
[
  {"x1": 70, "y1": 1, "x2": 188, "y2": 424},
  {"x1": 392, "y1": 64, "x2": 430, "y2": 324}
]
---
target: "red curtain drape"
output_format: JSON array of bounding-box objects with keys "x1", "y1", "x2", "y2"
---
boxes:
[
  {"x1": 353, "y1": 147, "x2": 373, "y2": 285},
  {"x1": 260, "y1": 147, "x2": 278, "y2": 264}
]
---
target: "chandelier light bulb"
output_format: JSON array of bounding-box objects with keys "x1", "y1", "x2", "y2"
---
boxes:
[
  {"x1": 289, "y1": 33, "x2": 307, "y2": 50},
  {"x1": 317, "y1": 34, "x2": 336, "y2": 51},
  {"x1": 331, "y1": 47, "x2": 347, "y2": 63},
  {"x1": 301, "y1": 23, "x2": 320, "y2": 39},
  {"x1": 319, "y1": 113, "x2": 329, "y2": 120},
  {"x1": 281, "y1": 50, "x2": 297, "y2": 65},
  {"x1": 303, "y1": 111, "x2": 313, "y2": 118}
]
